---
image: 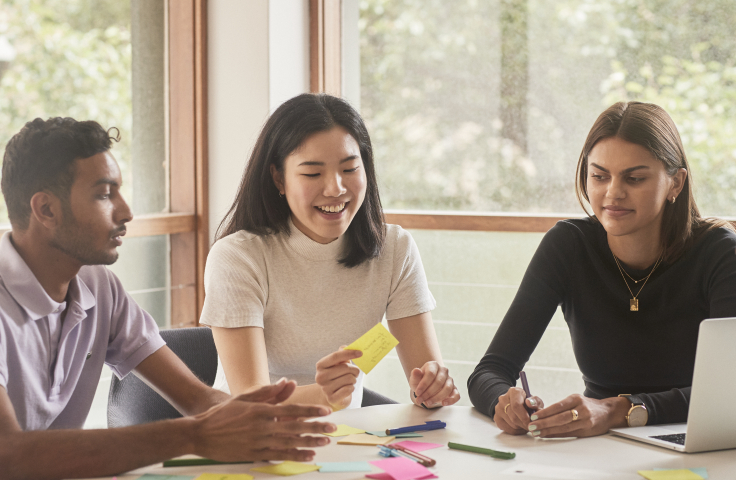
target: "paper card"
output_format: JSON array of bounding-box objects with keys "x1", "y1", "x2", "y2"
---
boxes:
[
  {"x1": 251, "y1": 461, "x2": 321, "y2": 476},
  {"x1": 344, "y1": 323, "x2": 399, "y2": 374},
  {"x1": 390, "y1": 440, "x2": 443, "y2": 452},
  {"x1": 316, "y1": 461, "x2": 372, "y2": 473},
  {"x1": 194, "y1": 475, "x2": 254, "y2": 480},
  {"x1": 638, "y1": 470, "x2": 704, "y2": 480},
  {"x1": 367, "y1": 431, "x2": 423, "y2": 438},
  {"x1": 369, "y1": 457, "x2": 435, "y2": 480},
  {"x1": 366, "y1": 474, "x2": 437, "y2": 480},
  {"x1": 138, "y1": 475, "x2": 196, "y2": 480},
  {"x1": 323, "y1": 424, "x2": 366, "y2": 437},
  {"x1": 654, "y1": 468, "x2": 708, "y2": 479},
  {"x1": 337, "y1": 433, "x2": 396, "y2": 445}
]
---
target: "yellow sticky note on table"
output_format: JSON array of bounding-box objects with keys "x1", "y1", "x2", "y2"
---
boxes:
[
  {"x1": 323, "y1": 424, "x2": 366, "y2": 437},
  {"x1": 337, "y1": 433, "x2": 396, "y2": 445},
  {"x1": 638, "y1": 470, "x2": 704, "y2": 480},
  {"x1": 345, "y1": 323, "x2": 399, "y2": 374},
  {"x1": 195, "y1": 474, "x2": 254, "y2": 480},
  {"x1": 251, "y1": 461, "x2": 321, "y2": 476}
]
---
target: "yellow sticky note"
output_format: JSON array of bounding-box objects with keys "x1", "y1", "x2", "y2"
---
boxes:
[
  {"x1": 638, "y1": 470, "x2": 703, "y2": 480},
  {"x1": 194, "y1": 474, "x2": 254, "y2": 480},
  {"x1": 337, "y1": 433, "x2": 396, "y2": 445},
  {"x1": 251, "y1": 461, "x2": 321, "y2": 476},
  {"x1": 323, "y1": 424, "x2": 366, "y2": 437},
  {"x1": 345, "y1": 323, "x2": 399, "y2": 374}
]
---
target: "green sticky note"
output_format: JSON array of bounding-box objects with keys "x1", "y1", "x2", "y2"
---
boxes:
[
  {"x1": 638, "y1": 469, "x2": 703, "y2": 480},
  {"x1": 251, "y1": 461, "x2": 321, "y2": 476},
  {"x1": 194, "y1": 475, "x2": 254, "y2": 480},
  {"x1": 344, "y1": 323, "x2": 399, "y2": 374},
  {"x1": 317, "y1": 461, "x2": 372, "y2": 472}
]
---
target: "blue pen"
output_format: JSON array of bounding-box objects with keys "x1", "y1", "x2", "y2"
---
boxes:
[
  {"x1": 385, "y1": 420, "x2": 446, "y2": 435},
  {"x1": 519, "y1": 371, "x2": 534, "y2": 415}
]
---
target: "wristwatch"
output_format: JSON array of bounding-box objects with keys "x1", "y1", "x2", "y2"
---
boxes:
[{"x1": 619, "y1": 394, "x2": 648, "y2": 427}]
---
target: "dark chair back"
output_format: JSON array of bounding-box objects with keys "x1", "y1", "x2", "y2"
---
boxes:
[{"x1": 107, "y1": 327, "x2": 218, "y2": 428}]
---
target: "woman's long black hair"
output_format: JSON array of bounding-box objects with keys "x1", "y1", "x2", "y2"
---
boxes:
[{"x1": 216, "y1": 93, "x2": 385, "y2": 267}]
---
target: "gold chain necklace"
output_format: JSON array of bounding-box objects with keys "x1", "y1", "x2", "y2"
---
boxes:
[{"x1": 612, "y1": 252, "x2": 663, "y2": 311}]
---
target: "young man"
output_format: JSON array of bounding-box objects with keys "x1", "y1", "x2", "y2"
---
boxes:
[{"x1": 0, "y1": 118, "x2": 337, "y2": 480}]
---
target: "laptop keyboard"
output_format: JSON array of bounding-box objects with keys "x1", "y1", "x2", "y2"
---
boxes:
[{"x1": 650, "y1": 433, "x2": 686, "y2": 445}]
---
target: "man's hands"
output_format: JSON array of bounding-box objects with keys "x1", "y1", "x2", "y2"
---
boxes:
[
  {"x1": 525, "y1": 394, "x2": 630, "y2": 438},
  {"x1": 409, "y1": 361, "x2": 460, "y2": 408},
  {"x1": 494, "y1": 386, "x2": 544, "y2": 434},
  {"x1": 192, "y1": 379, "x2": 336, "y2": 462},
  {"x1": 315, "y1": 347, "x2": 362, "y2": 410}
]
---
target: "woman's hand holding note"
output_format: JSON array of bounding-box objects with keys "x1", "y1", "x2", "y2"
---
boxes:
[
  {"x1": 315, "y1": 347, "x2": 362, "y2": 411},
  {"x1": 495, "y1": 386, "x2": 544, "y2": 435},
  {"x1": 410, "y1": 361, "x2": 461, "y2": 408}
]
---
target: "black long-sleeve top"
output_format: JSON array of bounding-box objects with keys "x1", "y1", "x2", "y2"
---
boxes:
[{"x1": 468, "y1": 217, "x2": 736, "y2": 425}]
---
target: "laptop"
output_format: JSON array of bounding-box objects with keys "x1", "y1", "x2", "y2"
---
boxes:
[{"x1": 610, "y1": 317, "x2": 736, "y2": 453}]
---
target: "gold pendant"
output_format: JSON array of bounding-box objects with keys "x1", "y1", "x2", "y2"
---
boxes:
[{"x1": 630, "y1": 298, "x2": 639, "y2": 311}]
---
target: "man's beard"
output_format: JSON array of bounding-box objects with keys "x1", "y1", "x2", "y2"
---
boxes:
[{"x1": 50, "y1": 207, "x2": 119, "y2": 265}]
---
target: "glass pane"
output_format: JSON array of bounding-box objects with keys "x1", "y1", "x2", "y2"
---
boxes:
[
  {"x1": 0, "y1": 0, "x2": 168, "y2": 218},
  {"x1": 360, "y1": 0, "x2": 736, "y2": 216},
  {"x1": 362, "y1": 230, "x2": 584, "y2": 406}
]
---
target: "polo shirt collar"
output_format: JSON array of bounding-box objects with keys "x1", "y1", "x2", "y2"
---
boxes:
[{"x1": 0, "y1": 232, "x2": 95, "y2": 321}]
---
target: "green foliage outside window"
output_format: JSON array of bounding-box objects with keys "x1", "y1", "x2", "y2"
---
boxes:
[{"x1": 0, "y1": 0, "x2": 132, "y2": 225}]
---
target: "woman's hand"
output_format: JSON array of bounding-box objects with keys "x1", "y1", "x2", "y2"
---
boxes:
[
  {"x1": 314, "y1": 347, "x2": 362, "y2": 411},
  {"x1": 494, "y1": 387, "x2": 544, "y2": 435},
  {"x1": 409, "y1": 361, "x2": 461, "y2": 408},
  {"x1": 526, "y1": 394, "x2": 630, "y2": 438}
]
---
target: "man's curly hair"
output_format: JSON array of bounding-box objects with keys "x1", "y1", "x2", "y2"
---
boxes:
[{"x1": 1, "y1": 117, "x2": 117, "y2": 229}]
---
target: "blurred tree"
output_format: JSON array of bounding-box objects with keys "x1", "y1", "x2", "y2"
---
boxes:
[{"x1": 0, "y1": 0, "x2": 132, "y2": 225}]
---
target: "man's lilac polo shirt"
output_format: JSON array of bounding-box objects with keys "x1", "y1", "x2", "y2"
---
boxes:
[{"x1": 0, "y1": 232, "x2": 165, "y2": 430}]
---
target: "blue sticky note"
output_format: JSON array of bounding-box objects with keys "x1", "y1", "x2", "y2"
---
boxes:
[
  {"x1": 317, "y1": 461, "x2": 372, "y2": 473},
  {"x1": 653, "y1": 468, "x2": 708, "y2": 479}
]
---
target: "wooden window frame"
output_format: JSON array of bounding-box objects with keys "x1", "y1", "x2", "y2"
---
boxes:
[{"x1": 0, "y1": 0, "x2": 208, "y2": 327}]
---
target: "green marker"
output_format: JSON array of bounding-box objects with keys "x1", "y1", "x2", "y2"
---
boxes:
[
  {"x1": 447, "y1": 442, "x2": 516, "y2": 459},
  {"x1": 163, "y1": 458, "x2": 253, "y2": 467}
]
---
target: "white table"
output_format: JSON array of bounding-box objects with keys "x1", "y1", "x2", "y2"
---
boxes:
[{"x1": 93, "y1": 405, "x2": 735, "y2": 479}]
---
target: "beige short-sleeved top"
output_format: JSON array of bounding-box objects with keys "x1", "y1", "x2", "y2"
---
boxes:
[{"x1": 199, "y1": 219, "x2": 436, "y2": 407}]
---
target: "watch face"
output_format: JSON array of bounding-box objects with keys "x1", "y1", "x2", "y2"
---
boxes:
[{"x1": 628, "y1": 406, "x2": 648, "y2": 427}]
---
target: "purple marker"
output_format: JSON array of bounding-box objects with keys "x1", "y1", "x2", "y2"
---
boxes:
[{"x1": 519, "y1": 371, "x2": 534, "y2": 415}]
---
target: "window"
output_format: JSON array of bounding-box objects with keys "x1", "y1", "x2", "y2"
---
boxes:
[
  {"x1": 0, "y1": 0, "x2": 208, "y2": 330},
  {"x1": 312, "y1": 0, "x2": 736, "y2": 405}
]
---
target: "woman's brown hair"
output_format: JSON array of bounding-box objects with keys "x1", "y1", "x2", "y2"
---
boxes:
[{"x1": 575, "y1": 101, "x2": 732, "y2": 263}]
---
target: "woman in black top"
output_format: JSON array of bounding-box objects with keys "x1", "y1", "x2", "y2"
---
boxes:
[{"x1": 468, "y1": 101, "x2": 736, "y2": 438}]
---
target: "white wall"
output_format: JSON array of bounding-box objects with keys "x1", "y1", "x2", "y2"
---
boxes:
[{"x1": 208, "y1": 0, "x2": 311, "y2": 243}]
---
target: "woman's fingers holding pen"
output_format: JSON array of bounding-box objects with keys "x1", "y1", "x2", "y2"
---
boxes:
[
  {"x1": 527, "y1": 394, "x2": 618, "y2": 438},
  {"x1": 495, "y1": 387, "x2": 533, "y2": 433}
]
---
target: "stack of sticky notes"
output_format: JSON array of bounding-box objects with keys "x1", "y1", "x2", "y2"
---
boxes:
[
  {"x1": 345, "y1": 323, "x2": 399, "y2": 374},
  {"x1": 391, "y1": 440, "x2": 443, "y2": 452},
  {"x1": 337, "y1": 433, "x2": 396, "y2": 445},
  {"x1": 251, "y1": 461, "x2": 321, "y2": 476},
  {"x1": 323, "y1": 424, "x2": 366, "y2": 437},
  {"x1": 638, "y1": 468, "x2": 708, "y2": 480},
  {"x1": 316, "y1": 461, "x2": 372, "y2": 473},
  {"x1": 367, "y1": 457, "x2": 437, "y2": 480}
]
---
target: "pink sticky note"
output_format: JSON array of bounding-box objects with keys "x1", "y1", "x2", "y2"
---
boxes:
[
  {"x1": 391, "y1": 440, "x2": 443, "y2": 452},
  {"x1": 366, "y1": 474, "x2": 438, "y2": 480},
  {"x1": 369, "y1": 457, "x2": 436, "y2": 480}
]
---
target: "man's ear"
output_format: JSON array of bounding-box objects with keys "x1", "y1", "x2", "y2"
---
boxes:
[
  {"x1": 29, "y1": 191, "x2": 63, "y2": 230},
  {"x1": 270, "y1": 164, "x2": 285, "y2": 195}
]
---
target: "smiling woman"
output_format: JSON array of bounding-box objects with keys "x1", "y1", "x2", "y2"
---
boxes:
[
  {"x1": 468, "y1": 101, "x2": 736, "y2": 439},
  {"x1": 199, "y1": 93, "x2": 461, "y2": 411}
]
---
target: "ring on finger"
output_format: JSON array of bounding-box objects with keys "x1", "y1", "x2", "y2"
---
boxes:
[
  {"x1": 571, "y1": 408, "x2": 579, "y2": 422},
  {"x1": 504, "y1": 403, "x2": 510, "y2": 414}
]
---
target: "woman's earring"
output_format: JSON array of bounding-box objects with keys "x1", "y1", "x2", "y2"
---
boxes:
[
  {"x1": 279, "y1": 191, "x2": 284, "y2": 198},
  {"x1": 670, "y1": 196, "x2": 676, "y2": 204}
]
